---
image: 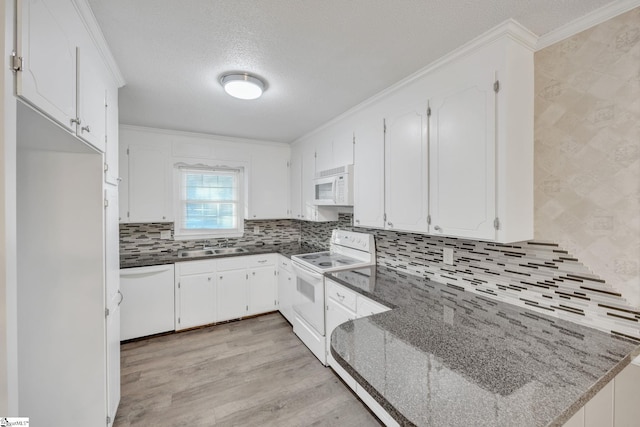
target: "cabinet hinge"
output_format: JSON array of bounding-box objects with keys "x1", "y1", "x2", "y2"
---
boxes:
[
  {"x1": 107, "y1": 415, "x2": 111, "y2": 425},
  {"x1": 10, "y1": 51, "x2": 22, "y2": 72},
  {"x1": 246, "y1": 305, "x2": 248, "y2": 311},
  {"x1": 127, "y1": 211, "x2": 130, "y2": 218},
  {"x1": 352, "y1": 135, "x2": 356, "y2": 145},
  {"x1": 246, "y1": 274, "x2": 248, "y2": 280},
  {"x1": 383, "y1": 119, "x2": 386, "y2": 133},
  {"x1": 314, "y1": 151, "x2": 317, "y2": 159},
  {"x1": 177, "y1": 282, "x2": 180, "y2": 288},
  {"x1": 427, "y1": 106, "x2": 432, "y2": 117},
  {"x1": 427, "y1": 214, "x2": 431, "y2": 225},
  {"x1": 105, "y1": 308, "x2": 110, "y2": 317},
  {"x1": 494, "y1": 217, "x2": 500, "y2": 230},
  {"x1": 494, "y1": 80, "x2": 500, "y2": 93},
  {"x1": 126, "y1": 148, "x2": 130, "y2": 155},
  {"x1": 383, "y1": 213, "x2": 387, "y2": 222},
  {"x1": 178, "y1": 317, "x2": 180, "y2": 324}
]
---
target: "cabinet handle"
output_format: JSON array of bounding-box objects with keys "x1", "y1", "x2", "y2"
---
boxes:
[
  {"x1": 434, "y1": 225, "x2": 442, "y2": 232},
  {"x1": 355, "y1": 219, "x2": 360, "y2": 224},
  {"x1": 252, "y1": 272, "x2": 256, "y2": 276},
  {"x1": 258, "y1": 260, "x2": 267, "y2": 263},
  {"x1": 336, "y1": 292, "x2": 345, "y2": 301},
  {"x1": 70, "y1": 117, "x2": 81, "y2": 126},
  {"x1": 117, "y1": 290, "x2": 123, "y2": 306},
  {"x1": 81, "y1": 125, "x2": 91, "y2": 133},
  {"x1": 208, "y1": 277, "x2": 211, "y2": 281},
  {"x1": 387, "y1": 222, "x2": 393, "y2": 228},
  {"x1": 162, "y1": 216, "x2": 166, "y2": 220},
  {"x1": 219, "y1": 275, "x2": 223, "y2": 279}
]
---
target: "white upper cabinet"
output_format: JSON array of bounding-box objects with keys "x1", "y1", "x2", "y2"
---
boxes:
[
  {"x1": 429, "y1": 73, "x2": 496, "y2": 241},
  {"x1": 247, "y1": 147, "x2": 289, "y2": 220},
  {"x1": 16, "y1": 0, "x2": 78, "y2": 131},
  {"x1": 76, "y1": 40, "x2": 107, "y2": 152},
  {"x1": 332, "y1": 130, "x2": 355, "y2": 167},
  {"x1": 16, "y1": 0, "x2": 123, "y2": 154},
  {"x1": 353, "y1": 117, "x2": 385, "y2": 229},
  {"x1": 104, "y1": 80, "x2": 119, "y2": 186},
  {"x1": 428, "y1": 36, "x2": 533, "y2": 243},
  {"x1": 120, "y1": 136, "x2": 172, "y2": 223},
  {"x1": 289, "y1": 147, "x2": 303, "y2": 220},
  {"x1": 384, "y1": 104, "x2": 429, "y2": 234}
]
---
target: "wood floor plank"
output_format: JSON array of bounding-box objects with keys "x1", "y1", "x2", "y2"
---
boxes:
[{"x1": 114, "y1": 313, "x2": 382, "y2": 427}]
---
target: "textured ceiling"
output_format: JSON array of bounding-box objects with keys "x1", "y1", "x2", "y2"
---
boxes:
[{"x1": 88, "y1": 0, "x2": 620, "y2": 143}]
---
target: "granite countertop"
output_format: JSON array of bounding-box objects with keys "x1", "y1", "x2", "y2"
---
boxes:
[
  {"x1": 120, "y1": 242, "x2": 324, "y2": 269},
  {"x1": 326, "y1": 266, "x2": 640, "y2": 427}
]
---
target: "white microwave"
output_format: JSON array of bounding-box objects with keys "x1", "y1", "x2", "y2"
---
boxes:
[{"x1": 313, "y1": 164, "x2": 354, "y2": 206}]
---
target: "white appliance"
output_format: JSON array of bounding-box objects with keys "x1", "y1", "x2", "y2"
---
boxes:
[
  {"x1": 291, "y1": 230, "x2": 376, "y2": 364},
  {"x1": 313, "y1": 164, "x2": 354, "y2": 206}
]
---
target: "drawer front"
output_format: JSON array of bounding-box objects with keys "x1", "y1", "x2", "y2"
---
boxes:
[
  {"x1": 357, "y1": 296, "x2": 390, "y2": 317},
  {"x1": 175, "y1": 260, "x2": 216, "y2": 276},
  {"x1": 326, "y1": 280, "x2": 357, "y2": 312},
  {"x1": 217, "y1": 256, "x2": 248, "y2": 271},
  {"x1": 279, "y1": 255, "x2": 293, "y2": 273},
  {"x1": 245, "y1": 253, "x2": 276, "y2": 268}
]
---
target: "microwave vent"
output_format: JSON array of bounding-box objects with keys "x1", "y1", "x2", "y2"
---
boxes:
[{"x1": 315, "y1": 164, "x2": 352, "y2": 178}]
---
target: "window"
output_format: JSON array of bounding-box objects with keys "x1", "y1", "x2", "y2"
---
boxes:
[{"x1": 174, "y1": 166, "x2": 244, "y2": 239}]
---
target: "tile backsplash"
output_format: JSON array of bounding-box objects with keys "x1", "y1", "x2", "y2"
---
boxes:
[
  {"x1": 120, "y1": 219, "x2": 301, "y2": 255},
  {"x1": 307, "y1": 213, "x2": 640, "y2": 341}
]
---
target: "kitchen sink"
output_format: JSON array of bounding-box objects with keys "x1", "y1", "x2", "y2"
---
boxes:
[
  {"x1": 213, "y1": 247, "x2": 248, "y2": 255},
  {"x1": 177, "y1": 247, "x2": 248, "y2": 258}
]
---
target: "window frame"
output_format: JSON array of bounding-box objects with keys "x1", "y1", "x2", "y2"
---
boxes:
[{"x1": 173, "y1": 163, "x2": 245, "y2": 240}]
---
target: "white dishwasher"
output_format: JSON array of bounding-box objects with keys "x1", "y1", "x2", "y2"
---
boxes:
[{"x1": 120, "y1": 264, "x2": 175, "y2": 340}]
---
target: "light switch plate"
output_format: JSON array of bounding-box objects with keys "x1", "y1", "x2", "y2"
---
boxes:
[
  {"x1": 443, "y1": 247, "x2": 454, "y2": 265},
  {"x1": 160, "y1": 230, "x2": 171, "y2": 240}
]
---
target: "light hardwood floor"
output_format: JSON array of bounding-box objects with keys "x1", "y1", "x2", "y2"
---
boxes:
[{"x1": 114, "y1": 313, "x2": 383, "y2": 426}]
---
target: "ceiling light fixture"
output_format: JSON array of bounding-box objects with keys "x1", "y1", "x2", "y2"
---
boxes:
[{"x1": 220, "y1": 73, "x2": 266, "y2": 100}]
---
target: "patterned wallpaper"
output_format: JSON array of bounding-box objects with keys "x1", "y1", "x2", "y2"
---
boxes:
[{"x1": 534, "y1": 7, "x2": 640, "y2": 308}]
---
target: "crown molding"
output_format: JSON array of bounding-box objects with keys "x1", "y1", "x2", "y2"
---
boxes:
[
  {"x1": 119, "y1": 124, "x2": 289, "y2": 148},
  {"x1": 72, "y1": 0, "x2": 126, "y2": 87},
  {"x1": 294, "y1": 19, "x2": 537, "y2": 144},
  {"x1": 536, "y1": 0, "x2": 640, "y2": 50}
]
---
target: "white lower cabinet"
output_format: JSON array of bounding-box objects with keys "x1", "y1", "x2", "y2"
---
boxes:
[
  {"x1": 175, "y1": 261, "x2": 216, "y2": 330},
  {"x1": 277, "y1": 256, "x2": 296, "y2": 323},
  {"x1": 217, "y1": 268, "x2": 249, "y2": 321},
  {"x1": 324, "y1": 278, "x2": 396, "y2": 425},
  {"x1": 120, "y1": 265, "x2": 175, "y2": 340},
  {"x1": 563, "y1": 362, "x2": 640, "y2": 427},
  {"x1": 174, "y1": 254, "x2": 278, "y2": 328}
]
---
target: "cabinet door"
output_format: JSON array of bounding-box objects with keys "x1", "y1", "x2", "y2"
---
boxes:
[
  {"x1": 217, "y1": 269, "x2": 247, "y2": 321},
  {"x1": 104, "y1": 85, "x2": 119, "y2": 185},
  {"x1": 176, "y1": 273, "x2": 215, "y2": 330},
  {"x1": 314, "y1": 141, "x2": 333, "y2": 173},
  {"x1": 248, "y1": 266, "x2": 277, "y2": 315},
  {"x1": 277, "y1": 268, "x2": 294, "y2": 323},
  {"x1": 385, "y1": 105, "x2": 429, "y2": 233},
  {"x1": 353, "y1": 118, "x2": 385, "y2": 228},
  {"x1": 289, "y1": 148, "x2": 302, "y2": 219},
  {"x1": 332, "y1": 130, "x2": 354, "y2": 167},
  {"x1": 430, "y1": 77, "x2": 495, "y2": 240},
  {"x1": 128, "y1": 141, "x2": 172, "y2": 222},
  {"x1": 326, "y1": 298, "x2": 356, "y2": 372},
  {"x1": 76, "y1": 44, "x2": 107, "y2": 152},
  {"x1": 104, "y1": 187, "x2": 120, "y2": 422},
  {"x1": 17, "y1": 0, "x2": 78, "y2": 131},
  {"x1": 118, "y1": 143, "x2": 129, "y2": 222},
  {"x1": 248, "y1": 150, "x2": 289, "y2": 219},
  {"x1": 301, "y1": 144, "x2": 316, "y2": 220}
]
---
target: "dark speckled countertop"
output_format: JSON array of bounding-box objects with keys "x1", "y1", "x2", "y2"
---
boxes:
[
  {"x1": 120, "y1": 242, "x2": 324, "y2": 269},
  {"x1": 326, "y1": 266, "x2": 640, "y2": 427}
]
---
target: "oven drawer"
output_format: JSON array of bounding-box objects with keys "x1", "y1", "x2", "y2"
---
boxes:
[{"x1": 326, "y1": 279, "x2": 357, "y2": 312}]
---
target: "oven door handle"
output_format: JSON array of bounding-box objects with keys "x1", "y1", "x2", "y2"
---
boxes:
[{"x1": 292, "y1": 262, "x2": 324, "y2": 281}]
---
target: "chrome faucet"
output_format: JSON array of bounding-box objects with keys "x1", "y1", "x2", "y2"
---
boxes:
[{"x1": 218, "y1": 238, "x2": 229, "y2": 248}]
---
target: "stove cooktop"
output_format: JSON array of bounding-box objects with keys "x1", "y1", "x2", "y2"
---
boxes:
[{"x1": 293, "y1": 251, "x2": 368, "y2": 272}]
